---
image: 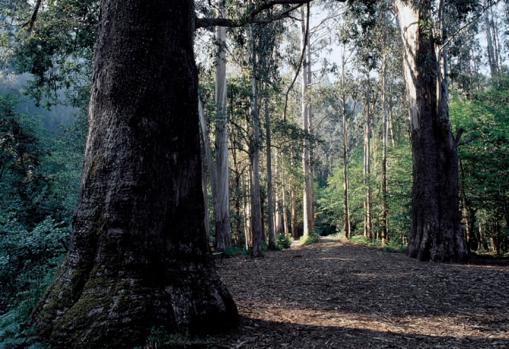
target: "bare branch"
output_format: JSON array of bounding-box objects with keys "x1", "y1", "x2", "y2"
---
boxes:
[
  {"x1": 283, "y1": 3, "x2": 310, "y2": 121},
  {"x1": 23, "y1": 0, "x2": 43, "y2": 33},
  {"x1": 196, "y1": 0, "x2": 346, "y2": 29}
]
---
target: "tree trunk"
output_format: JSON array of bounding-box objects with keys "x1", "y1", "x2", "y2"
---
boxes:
[
  {"x1": 265, "y1": 98, "x2": 277, "y2": 249},
  {"x1": 485, "y1": 4, "x2": 500, "y2": 77},
  {"x1": 395, "y1": 0, "x2": 467, "y2": 262},
  {"x1": 381, "y1": 52, "x2": 389, "y2": 244},
  {"x1": 214, "y1": 1, "x2": 232, "y2": 251},
  {"x1": 274, "y1": 154, "x2": 284, "y2": 235},
  {"x1": 340, "y1": 52, "x2": 351, "y2": 240},
  {"x1": 363, "y1": 72, "x2": 373, "y2": 240},
  {"x1": 301, "y1": 6, "x2": 314, "y2": 238},
  {"x1": 32, "y1": 1, "x2": 237, "y2": 346},
  {"x1": 249, "y1": 24, "x2": 264, "y2": 257},
  {"x1": 198, "y1": 99, "x2": 214, "y2": 241}
]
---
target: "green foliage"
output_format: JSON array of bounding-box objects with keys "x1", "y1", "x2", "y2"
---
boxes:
[
  {"x1": 276, "y1": 234, "x2": 292, "y2": 249},
  {"x1": 299, "y1": 232, "x2": 320, "y2": 246},
  {"x1": 223, "y1": 246, "x2": 243, "y2": 257},
  {"x1": 349, "y1": 234, "x2": 405, "y2": 253},
  {"x1": 451, "y1": 76, "x2": 509, "y2": 254},
  {"x1": 0, "y1": 94, "x2": 85, "y2": 345}
]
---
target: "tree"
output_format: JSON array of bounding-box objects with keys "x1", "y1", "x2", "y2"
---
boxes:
[
  {"x1": 301, "y1": 5, "x2": 314, "y2": 238},
  {"x1": 32, "y1": 1, "x2": 237, "y2": 347},
  {"x1": 213, "y1": 0, "x2": 232, "y2": 252},
  {"x1": 248, "y1": 23, "x2": 264, "y2": 257},
  {"x1": 395, "y1": 0, "x2": 468, "y2": 262}
]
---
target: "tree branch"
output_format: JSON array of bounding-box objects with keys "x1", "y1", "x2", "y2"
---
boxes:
[
  {"x1": 196, "y1": 0, "x2": 346, "y2": 29},
  {"x1": 283, "y1": 3, "x2": 310, "y2": 121},
  {"x1": 440, "y1": 0, "x2": 502, "y2": 52},
  {"x1": 23, "y1": 0, "x2": 43, "y2": 33}
]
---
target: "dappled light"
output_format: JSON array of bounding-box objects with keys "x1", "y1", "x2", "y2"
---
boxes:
[{"x1": 214, "y1": 239, "x2": 509, "y2": 347}]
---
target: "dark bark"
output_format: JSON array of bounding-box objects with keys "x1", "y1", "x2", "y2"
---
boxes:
[
  {"x1": 32, "y1": 1, "x2": 237, "y2": 347},
  {"x1": 396, "y1": 0, "x2": 467, "y2": 262}
]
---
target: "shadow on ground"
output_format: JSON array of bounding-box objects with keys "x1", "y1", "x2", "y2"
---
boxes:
[{"x1": 210, "y1": 238, "x2": 509, "y2": 348}]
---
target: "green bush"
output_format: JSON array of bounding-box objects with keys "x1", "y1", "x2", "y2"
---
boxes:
[
  {"x1": 299, "y1": 232, "x2": 320, "y2": 246},
  {"x1": 223, "y1": 246, "x2": 243, "y2": 257},
  {"x1": 276, "y1": 234, "x2": 292, "y2": 249},
  {"x1": 0, "y1": 217, "x2": 68, "y2": 347}
]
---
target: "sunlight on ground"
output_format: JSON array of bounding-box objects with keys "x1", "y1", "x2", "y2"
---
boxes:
[{"x1": 241, "y1": 304, "x2": 509, "y2": 340}]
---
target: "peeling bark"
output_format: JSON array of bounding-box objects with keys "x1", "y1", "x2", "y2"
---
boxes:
[{"x1": 395, "y1": 0, "x2": 467, "y2": 262}]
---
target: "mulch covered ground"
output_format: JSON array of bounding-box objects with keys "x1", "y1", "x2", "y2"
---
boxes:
[{"x1": 210, "y1": 237, "x2": 509, "y2": 348}]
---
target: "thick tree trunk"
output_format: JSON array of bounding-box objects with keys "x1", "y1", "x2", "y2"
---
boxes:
[
  {"x1": 32, "y1": 1, "x2": 237, "y2": 347},
  {"x1": 249, "y1": 25, "x2": 264, "y2": 257},
  {"x1": 396, "y1": 0, "x2": 467, "y2": 262},
  {"x1": 214, "y1": 2, "x2": 232, "y2": 251},
  {"x1": 265, "y1": 99, "x2": 277, "y2": 249},
  {"x1": 301, "y1": 6, "x2": 314, "y2": 238}
]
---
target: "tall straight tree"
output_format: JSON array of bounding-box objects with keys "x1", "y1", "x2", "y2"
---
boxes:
[
  {"x1": 248, "y1": 23, "x2": 264, "y2": 257},
  {"x1": 32, "y1": 1, "x2": 238, "y2": 346},
  {"x1": 214, "y1": 0, "x2": 232, "y2": 251},
  {"x1": 395, "y1": 0, "x2": 467, "y2": 262},
  {"x1": 301, "y1": 5, "x2": 314, "y2": 238},
  {"x1": 340, "y1": 50, "x2": 351, "y2": 240}
]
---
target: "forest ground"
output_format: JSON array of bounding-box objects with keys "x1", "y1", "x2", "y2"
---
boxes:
[{"x1": 198, "y1": 236, "x2": 509, "y2": 349}]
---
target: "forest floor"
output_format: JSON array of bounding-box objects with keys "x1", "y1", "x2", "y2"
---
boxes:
[{"x1": 205, "y1": 236, "x2": 509, "y2": 349}]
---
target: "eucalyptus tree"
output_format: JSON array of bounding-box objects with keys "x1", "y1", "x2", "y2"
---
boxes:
[
  {"x1": 394, "y1": 0, "x2": 470, "y2": 262},
  {"x1": 213, "y1": 0, "x2": 232, "y2": 251},
  {"x1": 30, "y1": 1, "x2": 249, "y2": 346}
]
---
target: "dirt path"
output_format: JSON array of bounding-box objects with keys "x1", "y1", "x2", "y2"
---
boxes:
[{"x1": 212, "y1": 237, "x2": 509, "y2": 348}]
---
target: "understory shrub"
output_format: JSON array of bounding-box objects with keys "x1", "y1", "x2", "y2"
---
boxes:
[
  {"x1": 299, "y1": 232, "x2": 320, "y2": 246},
  {"x1": 276, "y1": 234, "x2": 292, "y2": 249}
]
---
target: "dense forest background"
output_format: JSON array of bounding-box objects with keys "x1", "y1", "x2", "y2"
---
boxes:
[{"x1": 0, "y1": 0, "x2": 508, "y2": 346}]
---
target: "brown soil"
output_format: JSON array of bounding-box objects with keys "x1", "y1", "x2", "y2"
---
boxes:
[{"x1": 210, "y1": 237, "x2": 509, "y2": 348}]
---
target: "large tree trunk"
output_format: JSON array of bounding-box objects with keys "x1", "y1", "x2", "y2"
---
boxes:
[
  {"x1": 214, "y1": 1, "x2": 232, "y2": 251},
  {"x1": 301, "y1": 6, "x2": 314, "y2": 238},
  {"x1": 395, "y1": 0, "x2": 467, "y2": 262},
  {"x1": 32, "y1": 1, "x2": 238, "y2": 346},
  {"x1": 248, "y1": 24, "x2": 264, "y2": 257}
]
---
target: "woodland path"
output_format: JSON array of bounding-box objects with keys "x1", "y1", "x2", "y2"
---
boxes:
[{"x1": 211, "y1": 237, "x2": 509, "y2": 349}]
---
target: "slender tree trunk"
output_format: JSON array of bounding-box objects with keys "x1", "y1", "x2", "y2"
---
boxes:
[
  {"x1": 301, "y1": 6, "x2": 314, "y2": 238},
  {"x1": 340, "y1": 52, "x2": 351, "y2": 240},
  {"x1": 249, "y1": 24, "x2": 264, "y2": 257},
  {"x1": 381, "y1": 53, "x2": 389, "y2": 245},
  {"x1": 290, "y1": 179, "x2": 298, "y2": 239},
  {"x1": 282, "y1": 186, "x2": 289, "y2": 237},
  {"x1": 363, "y1": 72, "x2": 373, "y2": 240},
  {"x1": 243, "y1": 173, "x2": 252, "y2": 250},
  {"x1": 214, "y1": 1, "x2": 232, "y2": 251},
  {"x1": 265, "y1": 98, "x2": 277, "y2": 249},
  {"x1": 274, "y1": 154, "x2": 284, "y2": 235},
  {"x1": 485, "y1": 7, "x2": 499, "y2": 77},
  {"x1": 395, "y1": 0, "x2": 467, "y2": 262},
  {"x1": 198, "y1": 100, "x2": 214, "y2": 241},
  {"x1": 32, "y1": 2, "x2": 237, "y2": 346}
]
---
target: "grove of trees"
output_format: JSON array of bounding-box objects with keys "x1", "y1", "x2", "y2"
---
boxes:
[{"x1": 0, "y1": 0, "x2": 508, "y2": 347}]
